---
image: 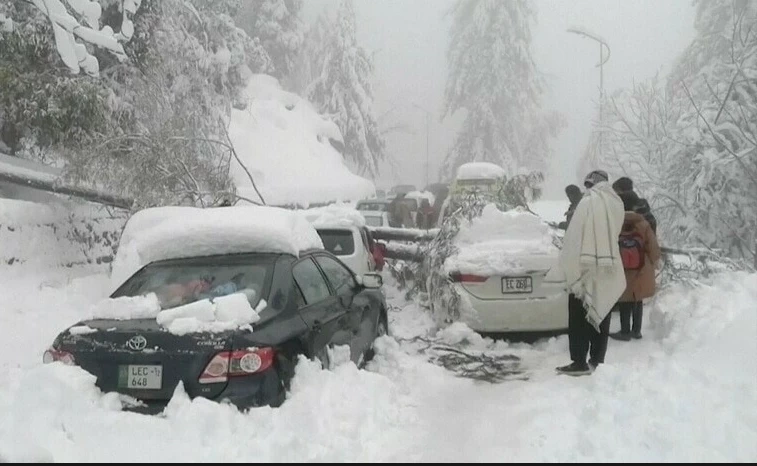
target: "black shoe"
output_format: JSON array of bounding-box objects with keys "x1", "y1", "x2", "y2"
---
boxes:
[
  {"x1": 556, "y1": 361, "x2": 592, "y2": 376},
  {"x1": 610, "y1": 331, "x2": 632, "y2": 341},
  {"x1": 632, "y1": 331, "x2": 642, "y2": 340}
]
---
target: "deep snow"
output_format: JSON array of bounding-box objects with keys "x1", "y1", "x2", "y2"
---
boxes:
[{"x1": 0, "y1": 259, "x2": 754, "y2": 462}]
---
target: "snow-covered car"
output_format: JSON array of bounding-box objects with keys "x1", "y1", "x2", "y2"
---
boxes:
[
  {"x1": 355, "y1": 199, "x2": 391, "y2": 213},
  {"x1": 431, "y1": 204, "x2": 568, "y2": 334},
  {"x1": 360, "y1": 210, "x2": 390, "y2": 228},
  {"x1": 301, "y1": 204, "x2": 383, "y2": 276},
  {"x1": 314, "y1": 225, "x2": 377, "y2": 276},
  {"x1": 437, "y1": 162, "x2": 507, "y2": 227},
  {"x1": 41, "y1": 206, "x2": 389, "y2": 414}
]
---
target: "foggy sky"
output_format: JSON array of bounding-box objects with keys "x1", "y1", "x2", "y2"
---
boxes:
[{"x1": 303, "y1": 0, "x2": 696, "y2": 199}]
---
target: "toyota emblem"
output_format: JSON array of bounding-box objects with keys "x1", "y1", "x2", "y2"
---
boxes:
[{"x1": 126, "y1": 335, "x2": 147, "y2": 351}]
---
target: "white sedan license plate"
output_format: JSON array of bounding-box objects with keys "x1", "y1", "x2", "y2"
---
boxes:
[
  {"x1": 118, "y1": 365, "x2": 162, "y2": 390},
  {"x1": 502, "y1": 277, "x2": 533, "y2": 294}
]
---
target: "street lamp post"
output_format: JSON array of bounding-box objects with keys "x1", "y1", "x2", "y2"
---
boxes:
[
  {"x1": 567, "y1": 27, "x2": 611, "y2": 158},
  {"x1": 412, "y1": 103, "x2": 431, "y2": 188}
]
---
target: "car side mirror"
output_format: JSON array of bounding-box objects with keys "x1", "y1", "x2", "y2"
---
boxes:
[{"x1": 360, "y1": 273, "x2": 383, "y2": 289}]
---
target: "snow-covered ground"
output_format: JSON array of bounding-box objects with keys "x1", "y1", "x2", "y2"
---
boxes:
[{"x1": 0, "y1": 260, "x2": 755, "y2": 462}]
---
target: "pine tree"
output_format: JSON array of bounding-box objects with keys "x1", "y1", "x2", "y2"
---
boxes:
[
  {"x1": 442, "y1": 0, "x2": 562, "y2": 177},
  {"x1": 307, "y1": 0, "x2": 386, "y2": 178},
  {"x1": 237, "y1": 0, "x2": 304, "y2": 80}
]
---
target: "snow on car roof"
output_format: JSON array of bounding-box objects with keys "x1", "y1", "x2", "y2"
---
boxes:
[
  {"x1": 444, "y1": 204, "x2": 560, "y2": 276},
  {"x1": 110, "y1": 205, "x2": 324, "y2": 289},
  {"x1": 300, "y1": 203, "x2": 366, "y2": 229},
  {"x1": 455, "y1": 162, "x2": 506, "y2": 181}
]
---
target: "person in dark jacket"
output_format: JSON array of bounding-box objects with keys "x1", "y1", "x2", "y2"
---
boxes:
[
  {"x1": 612, "y1": 177, "x2": 657, "y2": 234},
  {"x1": 558, "y1": 184, "x2": 583, "y2": 230}
]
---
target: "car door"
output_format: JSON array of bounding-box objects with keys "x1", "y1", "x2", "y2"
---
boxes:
[
  {"x1": 313, "y1": 254, "x2": 377, "y2": 364},
  {"x1": 292, "y1": 257, "x2": 353, "y2": 362}
]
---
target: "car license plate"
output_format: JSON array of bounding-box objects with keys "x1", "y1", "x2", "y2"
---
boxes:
[
  {"x1": 502, "y1": 277, "x2": 532, "y2": 294},
  {"x1": 118, "y1": 365, "x2": 162, "y2": 390}
]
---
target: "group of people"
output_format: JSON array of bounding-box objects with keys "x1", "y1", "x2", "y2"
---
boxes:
[
  {"x1": 387, "y1": 193, "x2": 443, "y2": 229},
  {"x1": 547, "y1": 170, "x2": 662, "y2": 376}
]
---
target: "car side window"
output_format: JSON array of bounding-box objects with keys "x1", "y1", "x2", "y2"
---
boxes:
[
  {"x1": 315, "y1": 255, "x2": 356, "y2": 294},
  {"x1": 292, "y1": 258, "x2": 332, "y2": 306}
]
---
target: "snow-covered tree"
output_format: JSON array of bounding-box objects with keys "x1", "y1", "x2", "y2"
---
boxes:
[
  {"x1": 442, "y1": 0, "x2": 563, "y2": 177},
  {"x1": 307, "y1": 0, "x2": 386, "y2": 178},
  {"x1": 237, "y1": 0, "x2": 303, "y2": 80},
  {"x1": 6, "y1": 0, "x2": 143, "y2": 77},
  {"x1": 593, "y1": 0, "x2": 757, "y2": 263}
]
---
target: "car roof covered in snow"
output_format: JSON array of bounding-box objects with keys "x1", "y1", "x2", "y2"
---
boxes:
[
  {"x1": 109, "y1": 205, "x2": 324, "y2": 289},
  {"x1": 455, "y1": 162, "x2": 506, "y2": 181}
]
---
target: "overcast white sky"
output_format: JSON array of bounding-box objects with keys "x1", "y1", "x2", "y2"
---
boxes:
[{"x1": 303, "y1": 0, "x2": 696, "y2": 199}]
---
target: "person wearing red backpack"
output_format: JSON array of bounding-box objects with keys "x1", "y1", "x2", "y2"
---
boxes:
[{"x1": 611, "y1": 191, "x2": 662, "y2": 341}]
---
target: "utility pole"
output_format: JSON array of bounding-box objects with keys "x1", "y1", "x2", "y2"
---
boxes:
[
  {"x1": 567, "y1": 27, "x2": 611, "y2": 158},
  {"x1": 413, "y1": 103, "x2": 431, "y2": 188}
]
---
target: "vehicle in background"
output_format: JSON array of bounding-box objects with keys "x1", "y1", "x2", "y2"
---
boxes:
[
  {"x1": 314, "y1": 225, "x2": 377, "y2": 276},
  {"x1": 355, "y1": 199, "x2": 390, "y2": 213},
  {"x1": 360, "y1": 210, "x2": 390, "y2": 228},
  {"x1": 437, "y1": 162, "x2": 507, "y2": 227}
]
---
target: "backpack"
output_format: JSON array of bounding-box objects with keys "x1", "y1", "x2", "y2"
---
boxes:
[{"x1": 618, "y1": 230, "x2": 645, "y2": 270}]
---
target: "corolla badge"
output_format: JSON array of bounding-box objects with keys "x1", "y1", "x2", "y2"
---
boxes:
[{"x1": 126, "y1": 335, "x2": 148, "y2": 351}]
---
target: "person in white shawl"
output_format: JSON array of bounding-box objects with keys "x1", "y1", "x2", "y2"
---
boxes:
[{"x1": 545, "y1": 170, "x2": 626, "y2": 376}]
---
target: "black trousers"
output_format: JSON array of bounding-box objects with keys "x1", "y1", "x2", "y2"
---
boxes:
[
  {"x1": 569, "y1": 294, "x2": 612, "y2": 365},
  {"x1": 618, "y1": 301, "x2": 643, "y2": 334}
]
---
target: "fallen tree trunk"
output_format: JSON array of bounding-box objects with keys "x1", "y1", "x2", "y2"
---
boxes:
[{"x1": 383, "y1": 242, "x2": 423, "y2": 262}]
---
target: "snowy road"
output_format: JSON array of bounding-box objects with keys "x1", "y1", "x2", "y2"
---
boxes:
[{"x1": 0, "y1": 264, "x2": 755, "y2": 462}]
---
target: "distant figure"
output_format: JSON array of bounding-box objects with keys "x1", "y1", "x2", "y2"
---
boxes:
[
  {"x1": 558, "y1": 184, "x2": 583, "y2": 230},
  {"x1": 547, "y1": 170, "x2": 626, "y2": 376},
  {"x1": 417, "y1": 198, "x2": 435, "y2": 230},
  {"x1": 388, "y1": 193, "x2": 414, "y2": 228},
  {"x1": 612, "y1": 177, "x2": 657, "y2": 234}
]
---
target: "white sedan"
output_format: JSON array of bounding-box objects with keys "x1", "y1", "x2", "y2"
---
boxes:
[{"x1": 431, "y1": 204, "x2": 568, "y2": 334}]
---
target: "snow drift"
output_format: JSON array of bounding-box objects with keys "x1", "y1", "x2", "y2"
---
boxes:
[{"x1": 228, "y1": 74, "x2": 375, "y2": 207}]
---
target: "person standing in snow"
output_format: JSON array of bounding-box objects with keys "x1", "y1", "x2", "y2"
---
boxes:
[
  {"x1": 610, "y1": 191, "x2": 662, "y2": 341},
  {"x1": 546, "y1": 170, "x2": 627, "y2": 376},
  {"x1": 612, "y1": 177, "x2": 657, "y2": 234},
  {"x1": 558, "y1": 184, "x2": 583, "y2": 230}
]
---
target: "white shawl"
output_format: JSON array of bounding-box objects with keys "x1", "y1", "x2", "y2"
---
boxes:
[{"x1": 545, "y1": 182, "x2": 627, "y2": 331}]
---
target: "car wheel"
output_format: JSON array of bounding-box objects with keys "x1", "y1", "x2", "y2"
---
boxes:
[{"x1": 362, "y1": 311, "x2": 389, "y2": 365}]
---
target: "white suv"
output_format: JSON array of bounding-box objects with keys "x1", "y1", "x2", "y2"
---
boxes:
[{"x1": 314, "y1": 225, "x2": 376, "y2": 277}]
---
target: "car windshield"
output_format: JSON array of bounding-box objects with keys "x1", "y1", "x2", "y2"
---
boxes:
[
  {"x1": 112, "y1": 256, "x2": 274, "y2": 311},
  {"x1": 357, "y1": 201, "x2": 388, "y2": 211},
  {"x1": 401, "y1": 198, "x2": 418, "y2": 210},
  {"x1": 364, "y1": 215, "x2": 384, "y2": 227},
  {"x1": 317, "y1": 229, "x2": 355, "y2": 255}
]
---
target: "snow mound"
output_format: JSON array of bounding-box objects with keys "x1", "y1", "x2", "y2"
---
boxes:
[
  {"x1": 455, "y1": 162, "x2": 506, "y2": 181},
  {"x1": 229, "y1": 74, "x2": 375, "y2": 207},
  {"x1": 89, "y1": 293, "x2": 161, "y2": 320},
  {"x1": 300, "y1": 203, "x2": 366, "y2": 228},
  {"x1": 445, "y1": 204, "x2": 560, "y2": 275},
  {"x1": 156, "y1": 292, "x2": 261, "y2": 336},
  {"x1": 109, "y1": 205, "x2": 324, "y2": 289}
]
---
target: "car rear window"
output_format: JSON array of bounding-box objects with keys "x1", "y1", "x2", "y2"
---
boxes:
[
  {"x1": 364, "y1": 215, "x2": 384, "y2": 227},
  {"x1": 357, "y1": 202, "x2": 388, "y2": 211},
  {"x1": 316, "y1": 229, "x2": 355, "y2": 255},
  {"x1": 112, "y1": 255, "x2": 274, "y2": 311}
]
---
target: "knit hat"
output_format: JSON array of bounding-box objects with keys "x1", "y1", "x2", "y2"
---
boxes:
[{"x1": 583, "y1": 170, "x2": 609, "y2": 188}]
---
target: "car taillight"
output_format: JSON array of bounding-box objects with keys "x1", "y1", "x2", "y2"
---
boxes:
[
  {"x1": 43, "y1": 349, "x2": 75, "y2": 365},
  {"x1": 449, "y1": 272, "x2": 488, "y2": 283},
  {"x1": 199, "y1": 348, "x2": 275, "y2": 384}
]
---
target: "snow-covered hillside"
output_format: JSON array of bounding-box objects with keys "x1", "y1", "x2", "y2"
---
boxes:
[{"x1": 229, "y1": 75, "x2": 376, "y2": 208}]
